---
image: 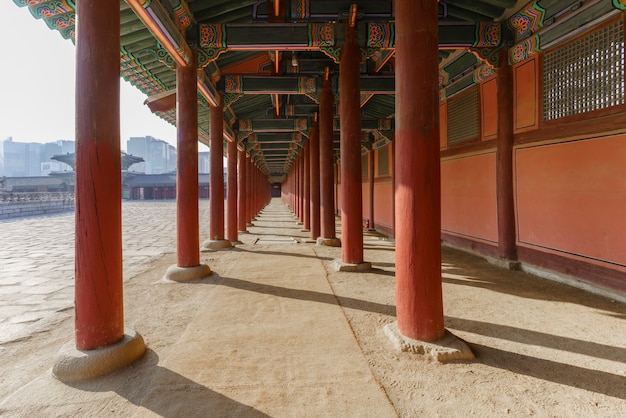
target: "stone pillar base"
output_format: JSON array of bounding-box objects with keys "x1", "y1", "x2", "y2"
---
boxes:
[
  {"x1": 230, "y1": 240, "x2": 243, "y2": 245},
  {"x1": 246, "y1": 222, "x2": 254, "y2": 227},
  {"x1": 300, "y1": 228, "x2": 310, "y2": 233},
  {"x1": 487, "y1": 257, "x2": 521, "y2": 271},
  {"x1": 202, "y1": 239, "x2": 233, "y2": 251},
  {"x1": 164, "y1": 264, "x2": 212, "y2": 282},
  {"x1": 333, "y1": 259, "x2": 372, "y2": 272},
  {"x1": 383, "y1": 322, "x2": 474, "y2": 362},
  {"x1": 300, "y1": 238, "x2": 316, "y2": 244},
  {"x1": 316, "y1": 237, "x2": 341, "y2": 247},
  {"x1": 52, "y1": 329, "x2": 145, "y2": 383}
]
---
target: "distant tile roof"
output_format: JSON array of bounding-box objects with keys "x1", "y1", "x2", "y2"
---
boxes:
[
  {"x1": 52, "y1": 152, "x2": 144, "y2": 171},
  {"x1": 4, "y1": 177, "x2": 68, "y2": 191},
  {"x1": 123, "y1": 174, "x2": 177, "y2": 187},
  {"x1": 123, "y1": 173, "x2": 211, "y2": 187}
]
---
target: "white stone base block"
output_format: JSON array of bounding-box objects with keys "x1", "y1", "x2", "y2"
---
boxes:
[
  {"x1": 384, "y1": 322, "x2": 474, "y2": 362},
  {"x1": 164, "y1": 264, "x2": 212, "y2": 282},
  {"x1": 202, "y1": 239, "x2": 233, "y2": 251},
  {"x1": 316, "y1": 237, "x2": 341, "y2": 247},
  {"x1": 52, "y1": 329, "x2": 146, "y2": 382},
  {"x1": 333, "y1": 259, "x2": 372, "y2": 272}
]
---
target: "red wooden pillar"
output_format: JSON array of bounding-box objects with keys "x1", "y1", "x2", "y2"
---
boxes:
[
  {"x1": 300, "y1": 154, "x2": 304, "y2": 221},
  {"x1": 368, "y1": 144, "x2": 375, "y2": 230},
  {"x1": 295, "y1": 155, "x2": 302, "y2": 221},
  {"x1": 251, "y1": 165, "x2": 259, "y2": 214},
  {"x1": 250, "y1": 165, "x2": 259, "y2": 216},
  {"x1": 238, "y1": 149, "x2": 248, "y2": 232},
  {"x1": 175, "y1": 51, "x2": 201, "y2": 267},
  {"x1": 339, "y1": 20, "x2": 365, "y2": 265},
  {"x1": 394, "y1": 0, "x2": 444, "y2": 341},
  {"x1": 55, "y1": 1, "x2": 145, "y2": 382},
  {"x1": 247, "y1": 157, "x2": 254, "y2": 224},
  {"x1": 391, "y1": 140, "x2": 396, "y2": 238},
  {"x1": 309, "y1": 114, "x2": 321, "y2": 240},
  {"x1": 302, "y1": 139, "x2": 311, "y2": 231},
  {"x1": 164, "y1": 51, "x2": 212, "y2": 282},
  {"x1": 292, "y1": 166, "x2": 296, "y2": 213},
  {"x1": 334, "y1": 162, "x2": 339, "y2": 216},
  {"x1": 292, "y1": 166, "x2": 296, "y2": 212},
  {"x1": 210, "y1": 97, "x2": 225, "y2": 240},
  {"x1": 74, "y1": 0, "x2": 124, "y2": 350},
  {"x1": 204, "y1": 96, "x2": 231, "y2": 249},
  {"x1": 289, "y1": 164, "x2": 296, "y2": 215},
  {"x1": 318, "y1": 73, "x2": 338, "y2": 244},
  {"x1": 227, "y1": 140, "x2": 238, "y2": 243},
  {"x1": 496, "y1": 49, "x2": 517, "y2": 262}
]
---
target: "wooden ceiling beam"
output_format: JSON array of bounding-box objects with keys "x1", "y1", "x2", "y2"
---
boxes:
[
  {"x1": 193, "y1": 22, "x2": 480, "y2": 50},
  {"x1": 220, "y1": 75, "x2": 395, "y2": 94}
]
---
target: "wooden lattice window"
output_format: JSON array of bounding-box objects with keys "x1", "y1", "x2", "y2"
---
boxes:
[
  {"x1": 378, "y1": 146, "x2": 389, "y2": 176},
  {"x1": 543, "y1": 19, "x2": 624, "y2": 121},
  {"x1": 361, "y1": 154, "x2": 369, "y2": 178},
  {"x1": 447, "y1": 87, "x2": 480, "y2": 145}
]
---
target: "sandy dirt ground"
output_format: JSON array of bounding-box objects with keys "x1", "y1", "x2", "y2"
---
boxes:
[
  {"x1": 1, "y1": 203, "x2": 625, "y2": 417},
  {"x1": 315, "y1": 239, "x2": 626, "y2": 417}
]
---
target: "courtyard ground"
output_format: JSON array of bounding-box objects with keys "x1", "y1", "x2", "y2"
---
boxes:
[{"x1": 0, "y1": 199, "x2": 624, "y2": 416}]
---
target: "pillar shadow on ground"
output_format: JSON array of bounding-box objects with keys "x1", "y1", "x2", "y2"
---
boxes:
[
  {"x1": 234, "y1": 247, "x2": 335, "y2": 262},
  {"x1": 66, "y1": 349, "x2": 270, "y2": 417},
  {"x1": 218, "y1": 275, "x2": 395, "y2": 317},
  {"x1": 469, "y1": 343, "x2": 626, "y2": 400},
  {"x1": 367, "y1": 267, "x2": 396, "y2": 277},
  {"x1": 446, "y1": 316, "x2": 626, "y2": 364},
  {"x1": 441, "y1": 247, "x2": 626, "y2": 317},
  {"x1": 363, "y1": 245, "x2": 396, "y2": 252}
]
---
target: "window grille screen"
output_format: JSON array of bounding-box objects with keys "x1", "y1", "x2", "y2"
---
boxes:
[
  {"x1": 543, "y1": 19, "x2": 624, "y2": 121},
  {"x1": 447, "y1": 88, "x2": 480, "y2": 145},
  {"x1": 378, "y1": 146, "x2": 389, "y2": 176},
  {"x1": 361, "y1": 154, "x2": 369, "y2": 178}
]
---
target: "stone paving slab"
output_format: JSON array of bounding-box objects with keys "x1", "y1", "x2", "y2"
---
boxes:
[{"x1": 0, "y1": 200, "x2": 210, "y2": 345}]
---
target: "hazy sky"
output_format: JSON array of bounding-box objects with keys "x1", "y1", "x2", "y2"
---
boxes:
[{"x1": 0, "y1": 3, "x2": 198, "y2": 150}]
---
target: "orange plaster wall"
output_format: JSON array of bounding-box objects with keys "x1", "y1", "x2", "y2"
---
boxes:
[
  {"x1": 481, "y1": 78, "x2": 498, "y2": 140},
  {"x1": 515, "y1": 135, "x2": 626, "y2": 268},
  {"x1": 441, "y1": 153, "x2": 498, "y2": 243},
  {"x1": 513, "y1": 56, "x2": 539, "y2": 133},
  {"x1": 374, "y1": 180, "x2": 394, "y2": 231}
]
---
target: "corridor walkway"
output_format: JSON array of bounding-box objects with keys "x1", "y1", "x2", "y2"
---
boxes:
[{"x1": 0, "y1": 199, "x2": 625, "y2": 417}]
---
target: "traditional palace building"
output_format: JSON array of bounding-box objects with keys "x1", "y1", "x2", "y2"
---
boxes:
[{"x1": 10, "y1": 0, "x2": 626, "y2": 381}]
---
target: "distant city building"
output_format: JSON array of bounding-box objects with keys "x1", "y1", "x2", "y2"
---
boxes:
[
  {"x1": 198, "y1": 152, "x2": 210, "y2": 174},
  {"x1": 0, "y1": 138, "x2": 74, "y2": 177},
  {"x1": 127, "y1": 136, "x2": 176, "y2": 174},
  {"x1": 41, "y1": 161, "x2": 67, "y2": 176}
]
